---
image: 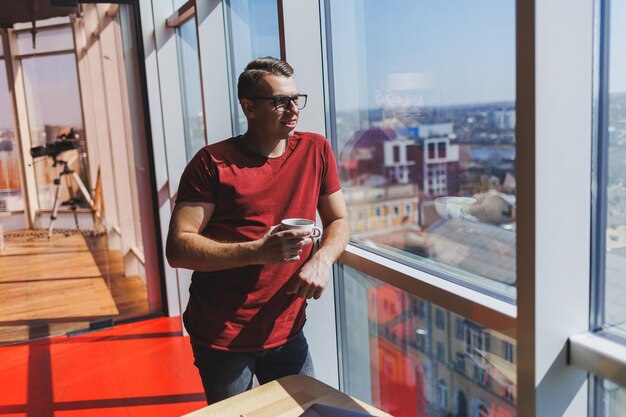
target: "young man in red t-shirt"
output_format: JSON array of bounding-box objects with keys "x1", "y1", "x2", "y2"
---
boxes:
[{"x1": 166, "y1": 57, "x2": 349, "y2": 404}]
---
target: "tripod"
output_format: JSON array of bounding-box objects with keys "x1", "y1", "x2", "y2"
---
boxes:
[{"x1": 48, "y1": 156, "x2": 94, "y2": 238}]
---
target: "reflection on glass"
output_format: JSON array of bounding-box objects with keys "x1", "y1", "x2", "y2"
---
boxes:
[
  {"x1": 327, "y1": 0, "x2": 516, "y2": 298},
  {"x1": 339, "y1": 265, "x2": 517, "y2": 417},
  {"x1": 16, "y1": 27, "x2": 74, "y2": 55},
  {"x1": 604, "y1": 0, "x2": 626, "y2": 341},
  {"x1": 600, "y1": 380, "x2": 626, "y2": 417},
  {"x1": 176, "y1": 18, "x2": 206, "y2": 160},
  {"x1": 0, "y1": 61, "x2": 24, "y2": 212},
  {"x1": 21, "y1": 54, "x2": 87, "y2": 210},
  {"x1": 224, "y1": 0, "x2": 280, "y2": 134}
]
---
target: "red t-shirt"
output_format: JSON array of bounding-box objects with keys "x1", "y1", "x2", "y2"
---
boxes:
[{"x1": 176, "y1": 131, "x2": 341, "y2": 351}]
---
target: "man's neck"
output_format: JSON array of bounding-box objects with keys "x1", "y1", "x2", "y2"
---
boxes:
[{"x1": 242, "y1": 131, "x2": 287, "y2": 158}]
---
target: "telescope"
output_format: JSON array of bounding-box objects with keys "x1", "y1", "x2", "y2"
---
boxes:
[{"x1": 30, "y1": 129, "x2": 80, "y2": 159}]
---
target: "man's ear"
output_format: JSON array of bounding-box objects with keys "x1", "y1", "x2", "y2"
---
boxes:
[{"x1": 240, "y1": 98, "x2": 255, "y2": 119}]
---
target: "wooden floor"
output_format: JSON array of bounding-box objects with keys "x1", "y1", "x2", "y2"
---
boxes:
[
  {"x1": 0, "y1": 316, "x2": 206, "y2": 417},
  {"x1": 0, "y1": 230, "x2": 150, "y2": 345}
]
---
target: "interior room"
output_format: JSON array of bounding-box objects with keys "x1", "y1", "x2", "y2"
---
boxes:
[{"x1": 0, "y1": 0, "x2": 624, "y2": 416}]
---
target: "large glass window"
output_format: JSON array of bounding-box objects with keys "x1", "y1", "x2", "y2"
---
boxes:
[
  {"x1": 21, "y1": 53, "x2": 87, "y2": 210},
  {"x1": 599, "y1": 0, "x2": 626, "y2": 343},
  {"x1": 337, "y1": 265, "x2": 516, "y2": 417},
  {"x1": 326, "y1": 0, "x2": 516, "y2": 300},
  {"x1": 176, "y1": 18, "x2": 206, "y2": 160},
  {"x1": 593, "y1": 0, "x2": 626, "y2": 413},
  {"x1": 224, "y1": 0, "x2": 281, "y2": 135},
  {"x1": 0, "y1": 57, "x2": 24, "y2": 212}
]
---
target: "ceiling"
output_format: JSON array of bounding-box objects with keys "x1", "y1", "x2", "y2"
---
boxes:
[{"x1": 0, "y1": 0, "x2": 78, "y2": 29}]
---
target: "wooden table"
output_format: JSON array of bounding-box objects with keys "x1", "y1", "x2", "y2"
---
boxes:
[{"x1": 182, "y1": 375, "x2": 392, "y2": 417}]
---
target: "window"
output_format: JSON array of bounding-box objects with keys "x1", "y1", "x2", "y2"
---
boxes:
[
  {"x1": 438, "y1": 141, "x2": 447, "y2": 158},
  {"x1": 456, "y1": 353, "x2": 465, "y2": 374},
  {"x1": 465, "y1": 325, "x2": 491, "y2": 361},
  {"x1": 436, "y1": 379, "x2": 448, "y2": 409},
  {"x1": 591, "y1": 0, "x2": 626, "y2": 413},
  {"x1": 0, "y1": 54, "x2": 24, "y2": 212},
  {"x1": 21, "y1": 53, "x2": 87, "y2": 210},
  {"x1": 176, "y1": 17, "x2": 206, "y2": 160},
  {"x1": 337, "y1": 266, "x2": 515, "y2": 417},
  {"x1": 435, "y1": 309, "x2": 445, "y2": 330},
  {"x1": 595, "y1": 0, "x2": 626, "y2": 350},
  {"x1": 502, "y1": 340, "x2": 514, "y2": 363},
  {"x1": 428, "y1": 142, "x2": 436, "y2": 159},
  {"x1": 393, "y1": 145, "x2": 400, "y2": 163},
  {"x1": 456, "y1": 318, "x2": 465, "y2": 340},
  {"x1": 326, "y1": 0, "x2": 516, "y2": 300},
  {"x1": 479, "y1": 404, "x2": 490, "y2": 417},
  {"x1": 436, "y1": 342, "x2": 446, "y2": 362},
  {"x1": 224, "y1": 0, "x2": 281, "y2": 135}
]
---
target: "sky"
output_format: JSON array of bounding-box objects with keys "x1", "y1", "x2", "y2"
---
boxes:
[{"x1": 330, "y1": 0, "x2": 516, "y2": 110}]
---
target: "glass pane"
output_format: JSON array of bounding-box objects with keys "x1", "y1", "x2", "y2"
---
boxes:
[
  {"x1": 21, "y1": 54, "x2": 87, "y2": 210},
  {"x1": 338, "y1": 265, "x2": 517, "y2": 417},
  {"x1": 604, "y1": 0, "x2": 626, "y2": 340},
  {"x1": 225, "y1": 0, "x2": 281, "y2": 135},
  {"x1": 595, "y1": 378, "x2": 626, "y2": 417},
  {"x1": 327, "y1": 0, "x2": 517, "y2": 299},
  {"x1": 0, "y1": 61, "x2": 24, "y2": 212},
  {"x1": 16, "y1": 27, "x2": 74, "y2": 55},
  {"x1": 173, "y1": 0, "x2": 188, "y2": 10},
  {"x1": 176, "y1": 19, "x2": 206, "y2": 160}
]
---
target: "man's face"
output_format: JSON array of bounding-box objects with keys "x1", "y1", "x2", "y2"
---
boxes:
[{"x1": 241, "y1": 75, "x2": 300, "y2": 139}]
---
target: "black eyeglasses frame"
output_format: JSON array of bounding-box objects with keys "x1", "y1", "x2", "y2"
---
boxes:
[{"x1": 245, "y1": 94, "x2": 308, "y2": 111}]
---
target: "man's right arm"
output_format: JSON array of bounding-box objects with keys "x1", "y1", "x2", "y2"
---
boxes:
[{"x1": 165, "y1": 201, "x2": 311, "y2": 271}]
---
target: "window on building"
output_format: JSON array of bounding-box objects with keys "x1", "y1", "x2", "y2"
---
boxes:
[
  {"x1": 465, "y1": 325, "x2": 489, "y2": 360},
  {"x1": 438, "y1": 141, "x2": 447, "y2": 158},
  {"x1": 436, "y1": 379, "x2": 448, "y2": 410},
  {"x1": 428, "y1": 142, "x2": 436, "y2": 159},
  {"x1": 436, "y1": 341, "x2": 446, "y2": 362},
  {"x1": 456, "y1": 352, "x2": 466, "y2": 374},
  {"x1": 435, "y1": 308, "x2": 445, "y2": 330},
  {"x1": 393, "y1": 145, "x2": 400, "y2": 163},
  {"x1": 502, "y1": 340, "x2": 514, "y2": 362},
  {"x1": 456, "y1": 318, "x2": 465, "y2": 340}
]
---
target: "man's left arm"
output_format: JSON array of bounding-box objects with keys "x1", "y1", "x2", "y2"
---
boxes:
[{"x1": 286, "y1": 190, "x2": 349, "y2": 299}]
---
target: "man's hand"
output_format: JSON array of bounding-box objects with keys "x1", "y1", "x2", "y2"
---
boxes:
[
  {"x1": 254, "y1": 225, "x2": 313, "y2": 264},
  {"x1": 285, "y1": 254, "x2": 332, "y2": 299}
]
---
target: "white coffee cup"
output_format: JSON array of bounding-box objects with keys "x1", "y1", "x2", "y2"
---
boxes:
[{"x1": 280, "y1": 218, "x2": 322, "y2": 238}]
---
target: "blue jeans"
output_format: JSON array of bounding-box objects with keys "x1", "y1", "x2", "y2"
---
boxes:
[{"x1": 190, "y1": 332, "x2": 315, "y2": 404}]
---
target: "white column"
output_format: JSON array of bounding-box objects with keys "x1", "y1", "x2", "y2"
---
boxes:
[{"x1": 517, "y1": 0, "x2": 594, "y2": 415}]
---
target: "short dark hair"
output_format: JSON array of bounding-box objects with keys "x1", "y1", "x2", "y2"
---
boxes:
[{"x1": 237, "y1": 57, "x2": 294, "y2": 100}]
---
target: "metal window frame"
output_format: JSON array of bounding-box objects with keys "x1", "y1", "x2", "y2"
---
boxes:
[{"x1": 166, "y1": 0, "x2": 195, "y2": 28}]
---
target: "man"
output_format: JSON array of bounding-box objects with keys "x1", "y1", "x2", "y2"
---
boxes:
[{"x1": 166, "y1": 57, "x2": 349, "y2": 404}]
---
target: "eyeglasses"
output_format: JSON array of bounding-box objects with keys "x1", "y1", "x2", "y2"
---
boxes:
[{"x1": 246, "y1": 94, "x2": 308, "y2": 112}]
